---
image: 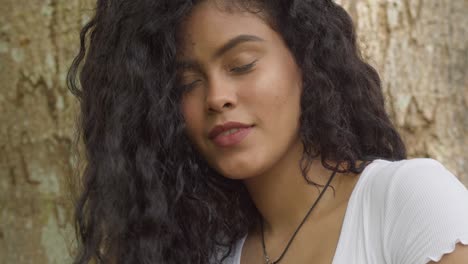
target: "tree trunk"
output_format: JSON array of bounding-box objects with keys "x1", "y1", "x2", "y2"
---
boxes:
[
  {"x1": 0, "y1": 0, "x2": 466, "y2": 262},
  {"x1": 337, "y1": 0, "x2": 468, "y2": 182}
]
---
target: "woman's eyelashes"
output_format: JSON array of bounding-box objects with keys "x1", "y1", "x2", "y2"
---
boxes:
[
  {"x1": 180, "y1": 60, "x2": 258, "y2": 92},
  {"x1": 229, "y1": 59, "x2": 258, "y2": 74},
  {"x1": 181, "y1": 80, "x2": 201, "y2": 92}
]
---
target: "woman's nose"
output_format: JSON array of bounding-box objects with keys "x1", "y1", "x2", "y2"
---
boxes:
[{"x1": 205, "y1": 77, "x2": 238, "y2": 113}]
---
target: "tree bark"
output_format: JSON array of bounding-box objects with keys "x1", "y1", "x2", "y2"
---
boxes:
[
  {"x1": 0, "y1": 0, "x2": 466, "y2": 262},
  {"x1": 0, "y1": 0, "x2": 93, "y2": 263},
  {"x1": 337, "y1": 0, "x2": 468, "y2": 182}
]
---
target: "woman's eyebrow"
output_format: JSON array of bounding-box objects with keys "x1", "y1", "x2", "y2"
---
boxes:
[
  {"x1": 212, "y1": 34, "x2": 265, "y2": 60},
  {"x1": 176, "y1": 34, "x2": 264, "y2": 72}
]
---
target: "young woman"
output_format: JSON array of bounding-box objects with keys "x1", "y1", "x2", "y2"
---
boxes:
[{"x1": 67, "y1": 0, "x2": 468, "y2": 263}]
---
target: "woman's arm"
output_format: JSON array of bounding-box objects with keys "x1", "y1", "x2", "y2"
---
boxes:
[{"x1": 428, "y1": 243, "x2": 468, "y2": 263}]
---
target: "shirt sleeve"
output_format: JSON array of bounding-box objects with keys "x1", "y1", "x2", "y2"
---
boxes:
[{"x1": 383, "y1": 158, "x2": 468, "y2": 264}]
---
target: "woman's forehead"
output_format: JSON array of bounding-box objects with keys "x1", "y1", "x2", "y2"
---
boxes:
[{"x1": 176, "y1": 1, "x2": 271, "y2": 56}]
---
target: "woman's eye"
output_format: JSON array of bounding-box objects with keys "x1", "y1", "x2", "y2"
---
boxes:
[
  {"x1": 229, "y1": 60, "x2": 257, "y2": 74},
  {"x1": 181, "y1": 80, "x2": 201, "y2": 92}
]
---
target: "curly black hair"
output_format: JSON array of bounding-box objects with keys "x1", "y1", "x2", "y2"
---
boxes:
[{"x1": 67, "y1": 0, "x2": 406, "y2": 263}]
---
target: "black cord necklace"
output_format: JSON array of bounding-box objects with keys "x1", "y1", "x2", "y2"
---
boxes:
[{"x1": 260, "y1": 168, "x2": 339, "y2": 264}]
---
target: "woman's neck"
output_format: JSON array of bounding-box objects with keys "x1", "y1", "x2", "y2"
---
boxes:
[{"x1": 242, "y1": 141, "x2": 348, "y2": 238}]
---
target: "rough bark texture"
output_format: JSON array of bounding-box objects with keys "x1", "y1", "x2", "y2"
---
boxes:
[
  {"x1": 0, "y1": 0, "x2": 466, "y2": 262},
  {"x1": 337, "y1": 0, "x2": 468, "y2": 182}
]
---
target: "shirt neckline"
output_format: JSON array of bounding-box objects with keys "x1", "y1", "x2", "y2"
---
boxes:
[{"x1": 234, "y1": 159, "x2": 385, "y2": 264}]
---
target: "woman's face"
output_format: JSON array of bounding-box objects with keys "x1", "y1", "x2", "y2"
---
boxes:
[{"x1": 178, "y1": 1, "x2": 303, "y2": 180}]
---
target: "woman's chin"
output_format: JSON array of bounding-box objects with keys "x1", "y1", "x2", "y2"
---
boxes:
[
  {"x1": 214, "y1": 163, "x2": 268, "y2": 181},
  {"x1": 205, "y1": 152, "x2": 270, "y2": 180},
  {"x1": 219, "y1": 171, "x2": 253, "y2": 181}
]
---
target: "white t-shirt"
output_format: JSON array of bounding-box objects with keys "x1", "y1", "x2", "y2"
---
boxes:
[{"x1": 227, "y1": 158, "x2": 468, "y2": 264}]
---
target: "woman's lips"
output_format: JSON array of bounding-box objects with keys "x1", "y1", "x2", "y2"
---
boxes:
[{"x1": 211, "y1": 126, "x2": 253, "y2": 147}]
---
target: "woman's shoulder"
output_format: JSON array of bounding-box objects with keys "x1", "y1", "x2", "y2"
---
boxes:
[
  {"x1": 367, "y1": 157, "x2": 453, "y2": 176},
  {"x1": 363, "y1": 157, "x2": 466, "y2": 194},
  {"x1": 364, "y1": 158, "x2": 468, "y2": 263},
  {"x1": 360, "y1": 157, "x2": 468, "y2": 217}
]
